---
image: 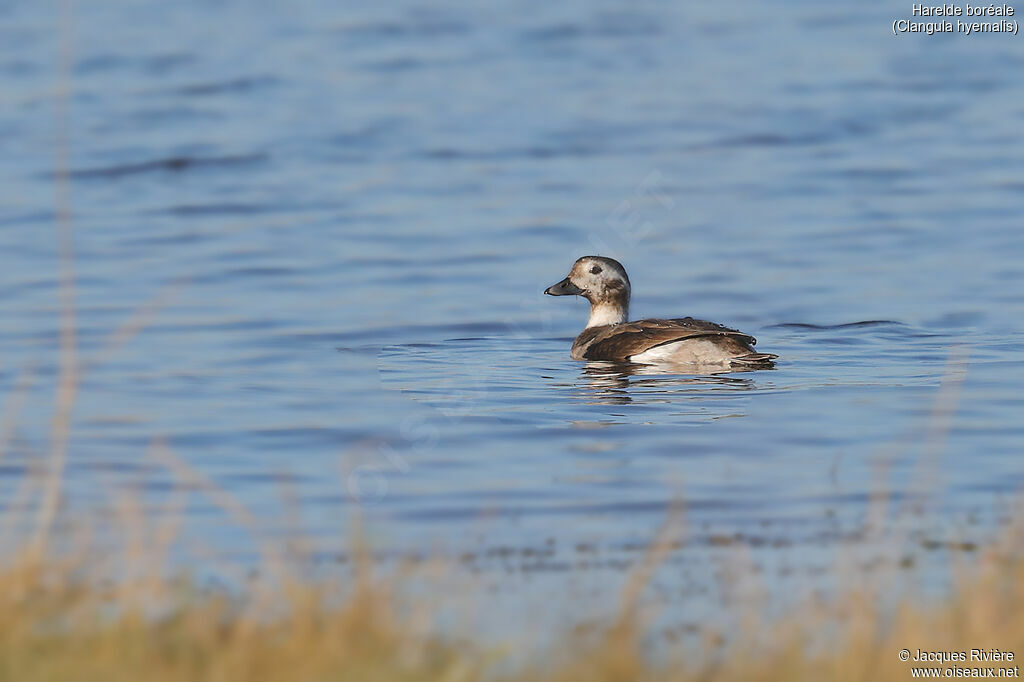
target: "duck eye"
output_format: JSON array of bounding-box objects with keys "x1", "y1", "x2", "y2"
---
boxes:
[{"x1": 590, "y1": 265, "x2": 602, "y2": 275}]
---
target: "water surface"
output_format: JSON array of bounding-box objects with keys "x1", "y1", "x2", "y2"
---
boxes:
[{"x1": 2, "y1": 0, "x2": 1023, "y2": 638}]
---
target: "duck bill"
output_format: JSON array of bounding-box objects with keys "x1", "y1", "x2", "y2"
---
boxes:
[{"x1": 544, "y1": 277, "x2": 584, "y2": 296}]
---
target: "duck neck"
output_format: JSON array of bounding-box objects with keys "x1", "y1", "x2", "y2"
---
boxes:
[{"x1": 586, "y1": 300, "x2": 628, "y2": 328}]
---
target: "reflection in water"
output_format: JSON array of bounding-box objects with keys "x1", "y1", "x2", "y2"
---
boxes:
[{"x1": 574, "y1": 360, "x2": 760, "y2": 406}]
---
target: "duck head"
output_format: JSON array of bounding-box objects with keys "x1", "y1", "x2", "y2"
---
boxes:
[{"x1": 545, "y1": 256, "x2": 631, "y2": 328}]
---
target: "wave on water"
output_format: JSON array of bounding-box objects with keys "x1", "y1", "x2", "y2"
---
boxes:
[
  {"x1": 66, "y1": 153, "x2": 266, "y2": 179},
  {"x1": 768, "y1": 320, "x2": 906, "y2": 329}
]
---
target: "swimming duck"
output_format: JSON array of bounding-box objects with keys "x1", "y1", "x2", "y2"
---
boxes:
[{"x1": 544, "y1": 256, "x2": 777, "y2": 368}]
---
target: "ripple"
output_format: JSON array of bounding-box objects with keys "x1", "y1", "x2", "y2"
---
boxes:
[
  {"x1": 155, "y1": 203, "x2": 280, "y2": 217},
  {"x1": 768, "y1": 320, "x2": 906, "y2": 329},
  {"x1": 66, "y1": 153, "x2": 267, "y2": 179},
  {"x1": 334, "y1": 18, "x2": 470, "y2": 39},
  {"x1": 172, "y1": 75, "x2": 279, "y2": 96}
]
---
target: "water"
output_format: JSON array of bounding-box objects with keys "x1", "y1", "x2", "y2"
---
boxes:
[{"x1": 2, "y1": 0, "x2": 1024, "y2": 638}]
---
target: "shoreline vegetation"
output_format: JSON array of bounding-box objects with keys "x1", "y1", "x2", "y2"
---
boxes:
[{"x1": 0, "y1": 498, "x2": 1022, "y2": 680}]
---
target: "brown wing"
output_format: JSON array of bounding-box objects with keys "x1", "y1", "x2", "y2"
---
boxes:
[{"x1": 581, "y1": 317, "x2": 757, "y2": 361}]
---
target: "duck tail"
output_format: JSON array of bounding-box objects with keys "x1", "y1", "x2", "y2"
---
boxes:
[{"x1": 730, "y1": 352, "x2": 778, "y2": 367}]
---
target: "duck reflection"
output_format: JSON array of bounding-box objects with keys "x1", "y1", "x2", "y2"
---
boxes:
[{"x1": 575, "y1": 360, "x2": 761, "y2": 406}]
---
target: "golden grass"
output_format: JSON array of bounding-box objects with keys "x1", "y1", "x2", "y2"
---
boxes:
[{"x1": 0, "y1": 505, "x2": 1021, "y2": 682}]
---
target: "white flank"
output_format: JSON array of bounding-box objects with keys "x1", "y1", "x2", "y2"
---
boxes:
[{"x1": 629, "y1": 338, "x2": 735, "y2": 366}]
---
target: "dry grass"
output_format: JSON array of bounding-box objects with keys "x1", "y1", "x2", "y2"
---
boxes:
[
  {"x1": 0, "y1": 553, "x2": 472, "y2": 682},
  {"x1": 0, "y1": 498, "x2": 1021, "y2": 681}
]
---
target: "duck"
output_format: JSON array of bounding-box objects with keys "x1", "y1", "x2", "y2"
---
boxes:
[{"x1": 544, "y1": 256, "x2": 777, "y2": 368}]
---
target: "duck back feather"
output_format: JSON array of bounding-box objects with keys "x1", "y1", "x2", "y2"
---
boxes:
[{"x1": 571, "y1": 317, "x2": 773, "y2": 366}]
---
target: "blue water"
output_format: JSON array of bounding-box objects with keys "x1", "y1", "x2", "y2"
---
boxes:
[{"x1": 2, "y1": 0, "x2": 1024, "y2": 638}]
